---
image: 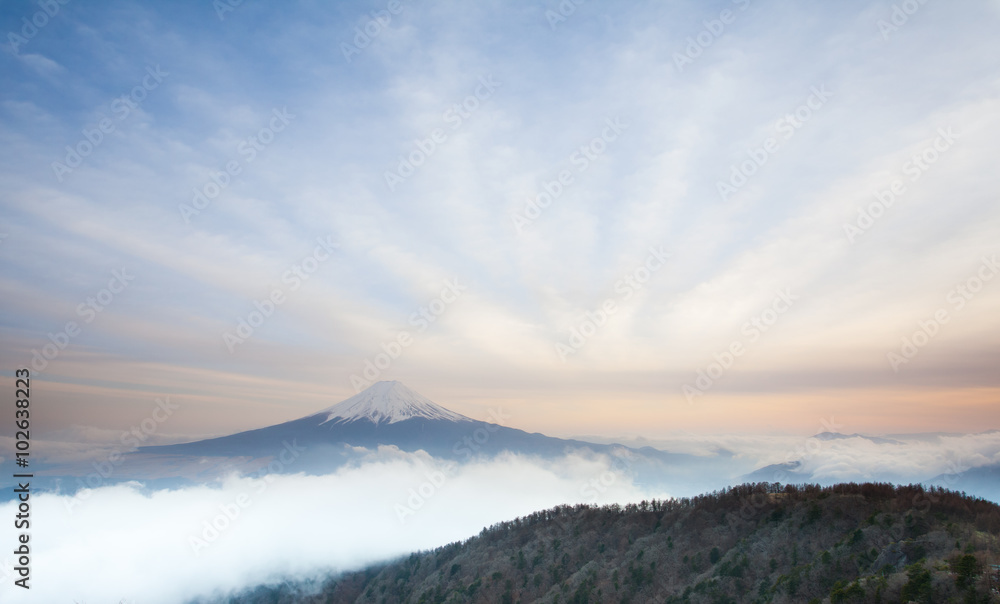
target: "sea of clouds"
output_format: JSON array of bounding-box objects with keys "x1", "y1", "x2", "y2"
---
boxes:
[
  {"x1": 1, "y1": 431, "x2": 998, "y2": 602},
  {"x1": 0, "y1": 448, "x2": 664, "y2": 603}
]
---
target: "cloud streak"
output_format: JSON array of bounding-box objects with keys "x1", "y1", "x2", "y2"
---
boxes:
[{"x1": 0, "y1": 2, "x2": 998, "y2": 441}]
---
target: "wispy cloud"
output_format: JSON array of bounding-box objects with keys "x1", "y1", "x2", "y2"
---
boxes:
[{"x1": 0, "y1": 0, "x2": 998, "y2": 437}]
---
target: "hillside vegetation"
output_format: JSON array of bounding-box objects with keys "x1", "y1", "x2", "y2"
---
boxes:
[{"x1": 207, "y1": 483, "x2": 1000, "y2": 603}]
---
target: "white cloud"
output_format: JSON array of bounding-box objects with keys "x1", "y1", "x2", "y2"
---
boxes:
[
  {"x1": 17, "y1": 54, "x2": 64, "y2": 78},
  {"x1": 0, "y1": 450, "x2": 665, "y2": 603}
]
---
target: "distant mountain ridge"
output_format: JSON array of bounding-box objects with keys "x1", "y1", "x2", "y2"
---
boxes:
[{"x1": 813, "y1": 431, "x2": 901, "y2": 445}]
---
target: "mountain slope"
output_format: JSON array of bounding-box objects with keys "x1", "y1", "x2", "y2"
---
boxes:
[
  {"x1": 202, "y1": 483, "x2": 1000, "y2": 604},
  {"x1": 929, "y1": 463, "x2": 1000, "y2": 504}
]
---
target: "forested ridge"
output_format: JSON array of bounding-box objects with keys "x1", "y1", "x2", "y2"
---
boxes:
[{"x1": 206, "y1": 483, "x2": 1000, "y2": 603}]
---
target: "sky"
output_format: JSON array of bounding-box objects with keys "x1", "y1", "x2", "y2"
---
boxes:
[{"x1": 1, "y1": 0, "x2": 999, "y2": 442}]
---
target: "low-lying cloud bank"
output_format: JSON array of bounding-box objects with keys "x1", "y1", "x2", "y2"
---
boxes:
[
  {"x1": 0, "y1": 449, "x2": 665, "y2": 603},
  {"x1": 594, "y1": 430, "x2": 1000, "y2": 485},
  {"x1": 2, "y1": 431, "x2": 998, "y2": 602}
]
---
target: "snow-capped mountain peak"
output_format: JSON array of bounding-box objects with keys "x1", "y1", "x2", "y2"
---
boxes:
[{"x1": 317, "y1": 381, "x2": 472, "y2": 425}]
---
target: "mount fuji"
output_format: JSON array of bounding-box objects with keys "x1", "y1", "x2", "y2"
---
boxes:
[
  {"x1": 14, "y1": 381, "x2": 737, "y2": 499},
  {"x1": 139, "y1": 380, "x2": 632, "y2": 461},
  {"x1": 317, "y1": 380, "x2": 473, "y2": 425},
  {"x1": 130, "y1": 382, "x2": 730, "y2": 488}
]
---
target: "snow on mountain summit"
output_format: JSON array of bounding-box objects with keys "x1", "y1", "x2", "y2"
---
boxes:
[{"x1": 317, "y1": 381, "x2": 473, "y2": 425}]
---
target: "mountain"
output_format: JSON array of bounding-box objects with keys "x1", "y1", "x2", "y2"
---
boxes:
[
  {"x1": 927, "y1": 462, "x2": 1000, "y2": 503},
  {"x1": 138, "y1": 380, "x2": 618, "y2": 459},
  {"x1": 130, "y1": 381, "x2": 727, "y2": 492},
  {"x1": 196, "y1": 483, "x2": 1000, "y2": 604},
  {"x1": 737, "y1": 461, "x2": 806, "y2": 484},
  {"x1": 813, "y1": 431, "x2": 902, "y2": 445},
  {"x1": 317, "y1": 381, "x2": 474, "y2": 425},
  {"x1": 3, "y1": 381, "x2": 735, "y2": 501}
]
